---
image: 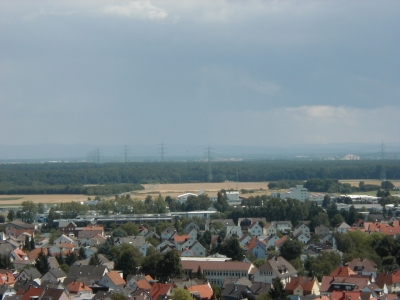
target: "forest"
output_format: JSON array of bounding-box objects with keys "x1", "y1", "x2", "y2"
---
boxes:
[{"x1": 0, "y1": 160, "x2": 398, "y2": 195}]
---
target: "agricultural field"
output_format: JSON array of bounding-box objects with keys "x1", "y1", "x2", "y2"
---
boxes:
[{"x1": 0, "y1": 179, "x2": 398, "y2": 205}]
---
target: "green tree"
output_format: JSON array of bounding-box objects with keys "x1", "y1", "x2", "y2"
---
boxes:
[
  {"x1": 0, "y1": 254, "x2": 14, "y2": 269},
  {"x1": 89, "y1": 253, "x2": 102, "y2": 266},
  {"x1": 211, "y1": 284, "x2": 222, "y2": 300},
  {"x1": 65, "y1": 252, "x2": 78, "y2": 266},
  {"x1": 280, "y1": 239, "x2": 303, "y2": 261},
  {"x1": 268, "y1": 277, "x2": 287, "y2": 300},
  {"x1": 381, "y1": 181, "x2": 395, "y2": 190},
  {"x1": 112, "y1": 228, "x2": 128, "y2": 237},
  {"x1": 171, "y1": 288, "x2": 192, "y2": 300},
  {"x1": 30, "y1": 236, "x2": 35, "y2": 250},
  {"x1": 112, "y1": 294, "x2": 127, "y2": 300},
  {"x1": 219, "y1": 237, "x2": 244, "y2": 261},
  {"x1": 38, "y1": 203, "x2": 45, "y2": 214},
  {"x1": 56, "y1": 252, "x2": 65, "y2": 265},
  {"x1": 7, "y1": 209, "x2": 15, "y2": 221},
  {"x1": 113, "y1": 244, "x2": 142, "y2": 279},
  {"x1": 78, "y1": 247, "x2": 87, "y2": 260},
  {"x1": 157, "y1": 250, "x2": 183, "y2": 280},
  {"x1": 120, "y1": 222, "x2": 140, "y2": 236},
  {"x1": 35, "y1": 249, "x2": 50, "y2": 275},
  {"x1": 23, "y1": 235, "x2": 31, "y2": 251},
  {"x1": 141, "y1": 251, "x2": 162, "y2": 278}
]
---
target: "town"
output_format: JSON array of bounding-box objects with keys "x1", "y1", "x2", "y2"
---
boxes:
[{"x1": 0, "y1": 180, "x2": 399, "y2": 300}]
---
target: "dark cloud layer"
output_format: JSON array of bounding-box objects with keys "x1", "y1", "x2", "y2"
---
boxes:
[{"x1": 0, "y1": 1, "x2": 399, "y2": 148}]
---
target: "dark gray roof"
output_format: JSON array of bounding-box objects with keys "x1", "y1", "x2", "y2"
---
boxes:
[
  {"x1": 19, "y1": 267, "x2": 42, "y2": 279},
  {"x1": 0, "y1": 244, "x2": 13, "y2": 255},
  {"x1": 47, "y1": 268, "x2": 67, "y2": 279},
  {"x1": 221, "y1": 284, "x2": 256, "y2": 300},
  {"x1": 64, "y1": 265, "x2": 108, "y2": 285},
  {"x1": 13, "y1": 279, "x2": 40, "y2": 291}
]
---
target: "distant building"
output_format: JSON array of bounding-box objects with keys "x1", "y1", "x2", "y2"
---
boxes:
[
  {"x1": 272, "y1": 185, "x2": 310, "y2": 202},
  {"x1": 226, "y1": 191, "x2": 241, "y2": 206}
]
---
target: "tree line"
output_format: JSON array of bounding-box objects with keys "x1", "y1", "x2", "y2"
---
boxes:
[{"x1": 0, "y1": 160, "x2": 398, "y2": 195}]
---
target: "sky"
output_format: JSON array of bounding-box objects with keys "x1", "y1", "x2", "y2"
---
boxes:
[{"x1": 1, "y1": 0, "x2": 399, "y2": 153}]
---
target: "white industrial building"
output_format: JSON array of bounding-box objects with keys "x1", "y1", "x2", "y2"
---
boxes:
[{"x1": 272, "y1": 185, "x2": 310, "y2": 202}]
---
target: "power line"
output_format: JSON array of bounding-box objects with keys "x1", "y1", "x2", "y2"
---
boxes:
[
  {"x1": 158, "y1": 142, "x2": 166, "y2": 162},
  {"x1": 204, "y1": 145, "x2": 214, "y2": 182},
  {"x1": 380, "y1": 141, "x2": 386, "y2": 181},
  {"x1": 123, "y1": 144, "x2": 129, "y2": 163}
]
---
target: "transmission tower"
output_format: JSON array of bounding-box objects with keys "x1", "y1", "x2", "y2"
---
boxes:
[
  {"x1": 204, "y1": 145, "x2": 214, "y2": 182},
  {"x1": 236, "y1": 171, "x2": 239, "y2": 191},
  {"x1": 159, "y1": 142, "x2": 166, "y2": 162},
  {"x1": 123, "y1": 145, "x2": 129, "y2": 163},
  {"x1": 380, "y1": 141, "x2": 386, "y2": 181},
  {"x1": 95, "y1": 148, "x2": 100, "y2": 164}
]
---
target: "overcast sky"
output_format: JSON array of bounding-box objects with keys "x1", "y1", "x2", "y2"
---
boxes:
[{"x1": 1, "y1": 0, "x2": 399, "y2": 150}]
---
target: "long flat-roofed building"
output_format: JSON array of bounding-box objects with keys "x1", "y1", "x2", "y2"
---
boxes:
[{"x1": 181, "y1": 260, "x2": 256, "y2": 287}]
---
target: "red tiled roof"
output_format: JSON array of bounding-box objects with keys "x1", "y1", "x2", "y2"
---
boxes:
[
  {"x1": 66, "y1": 281, "x2": 92, "y2": 293},
  {"x1": 331, "y1": 290, "x2": 362, "y2": 300},
  {"x1": 82, "y1": 226, "x2": 104, "y2": 231},
  {"x1": 150, "y1": 283, "x2": 173, "y2": 300},
  {"x1": 28, "y1": 248, "x2": 48, "y2": 260},
  {"x1": 136, "y1": 279, "x2": 152, "y2": 290},
  {"x1": 330, "y1": 266, "x2": 356, "y2": 277},
  {"x1": 105, "y1": 271, "x2": 126, "y2": 286},
  {"x1": 17, "y1": 286, "x2": 43, "y2": 300},
  {"x1": 187, "y1": 284, "x2": 213, "y2": 300},
  {"x1": 274, "y1": 236, "x2": 287, "y2": 246},
  {"x1": 174, "y1": 235, "x2": 190, "y2": 243}
]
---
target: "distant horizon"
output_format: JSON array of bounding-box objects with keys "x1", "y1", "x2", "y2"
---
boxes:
[{"x1": 0, "y1": 141, "x2": 399, "y2": 161}]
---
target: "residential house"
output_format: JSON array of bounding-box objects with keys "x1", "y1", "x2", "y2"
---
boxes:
[
  {"x1": 244, "y1": 238, "x2": 267, "y2": 259},
  {"x1": 248, "y1": 223, "x2": 263, "y2": 237},
  {"x1": 183, "y1": 221, "x2": 200, "y2": 234},
  {"x1": 274, "y1": 236, "x2": 288, "y2": 251},
  {"x1": 186, "y1": 283, "x2": 214, "y2": 300},
  {"x1": 293, "y1": 223, "x2": 310, "y2": 237},
  {"x1": 161, "y1": 227, "x2": 176, "y2": 240},
  {"x1": 16, "y1": 267, "x2": 42, "y2": 283},
  {"x1": 293, "y1": 233, "x2": 310, "y2": 244},
  {"x1": 221, "y1": 283, "x2": 255, "y2": 300},
  {"x1": 347, "y1": 258, "x2": 377, "y2": 279},
  {"x1": 98, "y1": 271, "x2": 126, "y2": 289},
  {"x1": 40, "y1": 269, "x2": 67, "y2": 282},
  {"x1": 335, "y1": 222, "x2": 351, "y2": 233},
  {"x1": 315, "y1": 225, "x2": 330, "y2": 236},
  {"x1": 188, "y1": 241, "x2": 206, "y2": 257},
  {"x1": 3, "y1": 220, "x2": 35, "y2": 231},
  {"x1": 57, "y1": 221, "x2": 77, "y2": 236},
  {"x1": 77, "y1": 226, "x2": 104, "y2": 240},
  {"x1": 66, "y1": 281, "x2": 93, "y2": 295},
  {"x1": 285, "y1": 276, "x2": 320, "y2": 296},
  {"x1": 264, "y1": 235, "x2": 280, "y2": 249},
  {"x1": 375, "y1": 270, "x2": 400, "y2": 294},
  {"x1": 205, "y1": 219, "x2": 235, "y2": 232},
  {"x1": 238, "y1": 235, "x2": 251, "y2": 247},
  {"x1": 237, "y1": 218, "x2": 267, "y2": 230},
  {"x1": 64, "y1": 265, "x2": 109, "y2": 285},
  {"x1": 253, "y1": 256, "x2": 298, "y2": 286},
  {"x1": 271, "y1": 221, "x2": 292, "y2": 233},
  {"x1": 53, "y1": 235, "x2": 75, "y2": 245},
  {"x1": 262, "y1": 223, "x2": 277, "y2": 237},
  {"x1": 149, "y1": 283, "x2": 173, "y2": 300},
  {"x1": 319, "y1": 275, "x2": 370, "y2": 297},
  {"x1": 225, "y1": 226, "x2": 243, "y2": 239}
]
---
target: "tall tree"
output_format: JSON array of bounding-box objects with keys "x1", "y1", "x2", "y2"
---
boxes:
[
  {"x1": 23, "y1": 236, "x2": 31, "y2": 251},
  {"x1": 157, "y1": 251, "x2": 183, "y2": 280},
  {"x1": 171, "y1": 288, "x2": 192, "y2": 300},
  {"x1": 7, "y1": 209, "x2": 15, "y2": 221},
  {"x1": 65, "y1": 252, "x2": 77, "y2": 266},
  {"x1": 30, "y1": 236, "x2": 35, "y2": 250},
  {"x1": 78, "y1": 247, "x2": 87, "y2": 260},
  {"x1": 280, "y1": 239, "x2": 303, "y2": 262},
  {"x1": 89, "y1": 253, "x2": 102, "y2": 266},
  {"x1": 0, "y1": 254, "x2": 14, "y2": 269},
  {"x1": 268, "y1": 277, "x2": 287, "y2": 300},
  {"x1": 219, "y1": 237, "x2": 244, "y2": 261},
  {"x1": 35, "y1": 249, "x2": 50, "y2": 275}
]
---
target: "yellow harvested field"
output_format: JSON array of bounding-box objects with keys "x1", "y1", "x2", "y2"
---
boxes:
[
  {"x1": 0, "y1": 194, "x2": 88, "y2": 205},
  {"x1": 339, "y1": 179, "x2": 400, "y2": 188},
  {"x1": 135, "y1": 182, "x2": 270, "y2": 199}
]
